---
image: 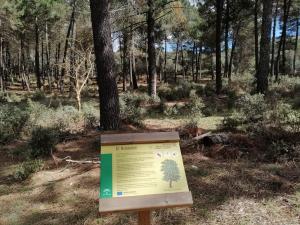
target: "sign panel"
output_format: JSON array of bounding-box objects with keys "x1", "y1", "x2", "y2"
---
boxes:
[{"x1": 100, "y1": 142, "x2": 189, "y2": 199}]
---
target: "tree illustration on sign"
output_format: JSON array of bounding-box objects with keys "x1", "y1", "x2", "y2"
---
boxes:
[{"x1": 161, "y1": 159, "x2": 180, "y2": 188}]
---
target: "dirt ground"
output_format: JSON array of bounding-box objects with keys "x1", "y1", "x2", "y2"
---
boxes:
[{"x1": 0, "y1": 119, "x2": 300, "y2": 225}]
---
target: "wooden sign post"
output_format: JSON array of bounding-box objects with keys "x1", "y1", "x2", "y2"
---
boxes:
[{"x1": 99, "y1": 132, "x2": 193, "y2": 225}]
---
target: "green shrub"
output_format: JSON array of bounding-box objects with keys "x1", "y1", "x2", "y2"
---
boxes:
[
  {"x1": 31, "y1": 90, "x2": 46, "y2": 102},
  {"x1": 163, "y1": 103, "x2": 181, "y2": 117},
  {"x1": 0, "y1": 92, "x2": 22, "y2": 103},
  {"x1": 14, "y1": 160, "x2": 44, "y2": 181},
  {"x1": 158, "y1": 81, "x2": 194, "y2": 101},
  {"x1": 82, "y1": 102, "x2": 99, "y2": 128},
  {"x1": 237, "y1": 93, "x2": 267, "y2": 122},
  {"x1": 0, "y1": 104, "x2": 29, "y2": 144},
  {"x1": 29, "y1": 127, "x2": 59, "y2": 158},
  {"x1": 265, "y1": 140, "x2": 299, "y2": 162},
  {"x1": 267, "y1": 102, "x2": 300, "y2": 132},
  {"x1": 222, "y1": 111, "x2": 246, "y2": 130},
  {"x1": 184, "y1": 92, "x2": 204, "y2": 117},
  {"x1": 119, "y1": 94, "x2": 143, "y2": 125},
  {"x1": 204, "y1": 83, "x2": 215, "y2": 96}
]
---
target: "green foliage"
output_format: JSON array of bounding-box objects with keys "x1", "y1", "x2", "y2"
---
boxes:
[
  {"x1": 237, "y1": 94, "x2": 267, "y2": 122},
  {"x1": 265, "y1": 140, "x2": 300, "y2": 162},
  {"x1": 29, "y1": 127, "x2": 59, "y2": 158},
  {"x1": 82, "y1": 102, "x2": 99, "y2": 128},
  {"x1": 158, "y1": 81, "x2": 194, "y2": 101},
  {"x1": 161, "y1": 159, "x2": 180, "y2": 188},
  {"x1": 13, "y1": 159, "x2": 44, "y2": 181},
  {"x1": 0, "y1": 104, "x2": 29, "y2": 144},
  {"x1": 119, "y1": 93, "x2": 144, "y2": 125},
  {"x1": 267, "y1": 102, "x2": 300, "y2": 132},
  {"x1": 31, "y1": 90, "x2": 46, "y2": 102},
  {"x1": 184, "y1": 92, "x2": 204, "y2": 117}
]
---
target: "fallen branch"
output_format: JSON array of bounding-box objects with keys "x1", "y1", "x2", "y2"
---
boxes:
[
  {"x1": 181, "y1": 132, "x2": 212, "y2": 148},
  {"x1": 65, "y1": 159, "x2": 100, "y2": 164},
  {"x1": 51, "y1": 152, "x2": 100, "y2": 166}
]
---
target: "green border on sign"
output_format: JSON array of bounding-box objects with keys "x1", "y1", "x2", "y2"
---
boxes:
[{"x1": 100, "y1": 154, "x2": 113, "y2": 199}]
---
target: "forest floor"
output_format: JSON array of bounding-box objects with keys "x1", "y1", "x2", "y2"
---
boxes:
[{"x1": 1, "y1": 118, "x2": 300, "y2": 225}]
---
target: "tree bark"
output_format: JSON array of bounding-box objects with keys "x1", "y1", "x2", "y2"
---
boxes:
[
  {"x1": 60, "y1": 2, "x2": 76, "y2": 92},
  {"x1": 228, "y1": 27, "x2": 239, "y2": 82},
  {"x1": 164, "y1": 33, "x2": 167, "y2": 82},
  {"x1": 216, "y1": 0, "x2": 224, "y2": 95},
  {"x1": 270, "y1": 0, "x2": 279, "y2": 77},
  {"x1": 181, "y1": 43, "x2": 185, "y2": 80},
  {"x1": 192, "y1": 42, "x2": 195, "y2": 81},
  {"x1": 254, "y1": 0, "x2": 259, "y2": 75},
  {"x1": 147, "y1": 0, "x2": 157, "y2": 96},
  {"x1": 293, "y1": 17, "x2": 299, "y2": 76},
  {"x1": 122, "y1": 32, "x2": 128, "y2": 92},
  {"x1": 257, "y1": 0, "x2": 273, "y2": 93},
  {"x1": 35, "y1": 17, "x2": 42, "y2": 89},
  {"x1": 174, "y1": 40, "x2": 179, "y2": 83},
  {"x1": 90, "y1": 0, "x2": 120, "y2": 130},
  {"x1": 224, "y1": 0, "x2": 230, "y2": 78},
  {"x1": 281, "y1": 0, "x2": 292, "y2": 75},
  {"x1": 0, "y1": 37, "x2": 3, "y2": 92}
]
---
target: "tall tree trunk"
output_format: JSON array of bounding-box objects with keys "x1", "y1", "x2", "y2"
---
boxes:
[
  {"x1": 61, "y1": 2, "x2": 76, "y2": 92},
  {"x1": 216, "y1": 0, "x2": 224, "y2": 95},
  {"x1": 131, "y1": 29, "x2": 138, "y2": 89},
  {"x1": 35, "y1": 17, "x2": 41, "y2": 89},
  {"x1": 275, "y1": 0, "x2": 292, "y2": 80},
  {"x1": 164, "y1": 33, "x2": 167, "y2": 82},
  {"x1": 228, "y1": 27, "x2": 239, "y2": 81},
  {"x1": 224, "y1": 0, "x2": 230, "y2": 78},
  {"x1": 90, "y1": 0, "x2": 120, "y2": 130},
  {"x1": 122, "y1": 32, "x2": 128, "y2": 92},
  {"x1": 45, "y1": 22, "x2": 52, "y2": 92},
  {"x1": 147, "y1": 0, "x2": 157, "y2": 96},
  {"x1": 0, "y1": 37, "x2": 3, "y2": 92},
  {"x1": 257, "y1": 0, "x2": 273, "y2": 93},
  {"x1": 282, "y1": 0, "x2": 292, "y2": 75},
  {"x1": 181, "y1": 43, "x2": 185, "y2": 80},
  {"x1": 174, "y1": 40, "x2": 179, "y2": 83},
  {"x1": 293, "y1": 17, "x2": 299, "y2": 76},
  {"x1": 192, "y1": 42, "x2": 195, "y2": 81},
  {"x1": 254, "y1": 0, "x2": 259, "y2": 75},
  {"x1": 270, "y1": 0, "x2": 279, "y2": 77}
]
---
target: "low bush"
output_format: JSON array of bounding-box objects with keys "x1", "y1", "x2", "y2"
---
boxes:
[
  {"x1": 0, "y1": 104, "x2": 29, "y2": 144},
  {"x1": 237, "y1": 93, "x2": 267, "y2": 122},
  {"x1": 119, "y1": 94, "x2": 144, "y2": 125},
  {"x1": 158, "y1": 81, "x2": 195, "y2": 101},
  {"x1": 14, "y1": 159, "x2": 44, "y2": 181},
  {"x1": 82, "y1": 102, "x2": 99, "y2": 128},
  {"x1": 184, "y1": 92, "x2": 204, "y2": 117},
  {"x1": 31, "y1": 90, "x2": 46, "y2": 102},
  {"x1": 29, "y1": 127, "x2": 60, "y2": 158}
]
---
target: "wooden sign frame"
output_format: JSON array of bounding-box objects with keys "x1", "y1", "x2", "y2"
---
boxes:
[{"x1": 99, "y1": 132, "x2": 193, "y2": 224}]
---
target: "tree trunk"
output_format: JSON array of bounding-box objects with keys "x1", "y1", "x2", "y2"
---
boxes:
[
  {"x1": 61, "y1": 2, "x2": 76, "y2": 92},
  {"x1": 0, "y1": 37, "x2": 3, "y2": 92},
  {"x1": 224, "y1": 0, "x2": 230, "y2": 78},
  {"x1": 45, "y1": 22, "x2": 52, "y2": 92},
  {"x1": 164, "y1": 33, "x2": 167, "y2": 82},
  {"x1": 131, "y1": 30, "x2": 138, "y2": 89},
  {"x1": 216, "y1": 0, "x2": 224, "y2": 95},
  {"x1": 174, "y1": 40, "x2": 179, "y2": 83},
  {"x1": 254, "y1": 0, "x2": 259, "y2": 75},
  {"x1": 147, "y1": 0, "x2": 157, "y2": 96},
  {"x1": 90, "y1": 0, "x2": 120, "y2": 130},
  {"x1": 257, "y1": 0, "x2": 273, "y2": 93},
  {"x1": 181, "y1": 43, "x2": 185, "y2": 80},
  {"x1": 228, "y1": 27, "x2": 239, "y2": 82},
  {"x1": 122, "y1": 32, "x2": 128, "y2": 92},
  {"x1": 270, "y1": 0, "x2": 279, "y2": 77},
  {"x1": 199, "y1": 43, "x2": 202, "y2": 80},
  {"x1": 293, "y1": 17, "x2": 299, "y2": 76},
  {"x1": 35, "y1": 17, "x2": 42, "y2": 89},
  {"x1": 192, "y1": 42, "x2": 195, "y2": 81},
  {"x1": 281, "y1": 0, "x2": 292, "y2": 75}
]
